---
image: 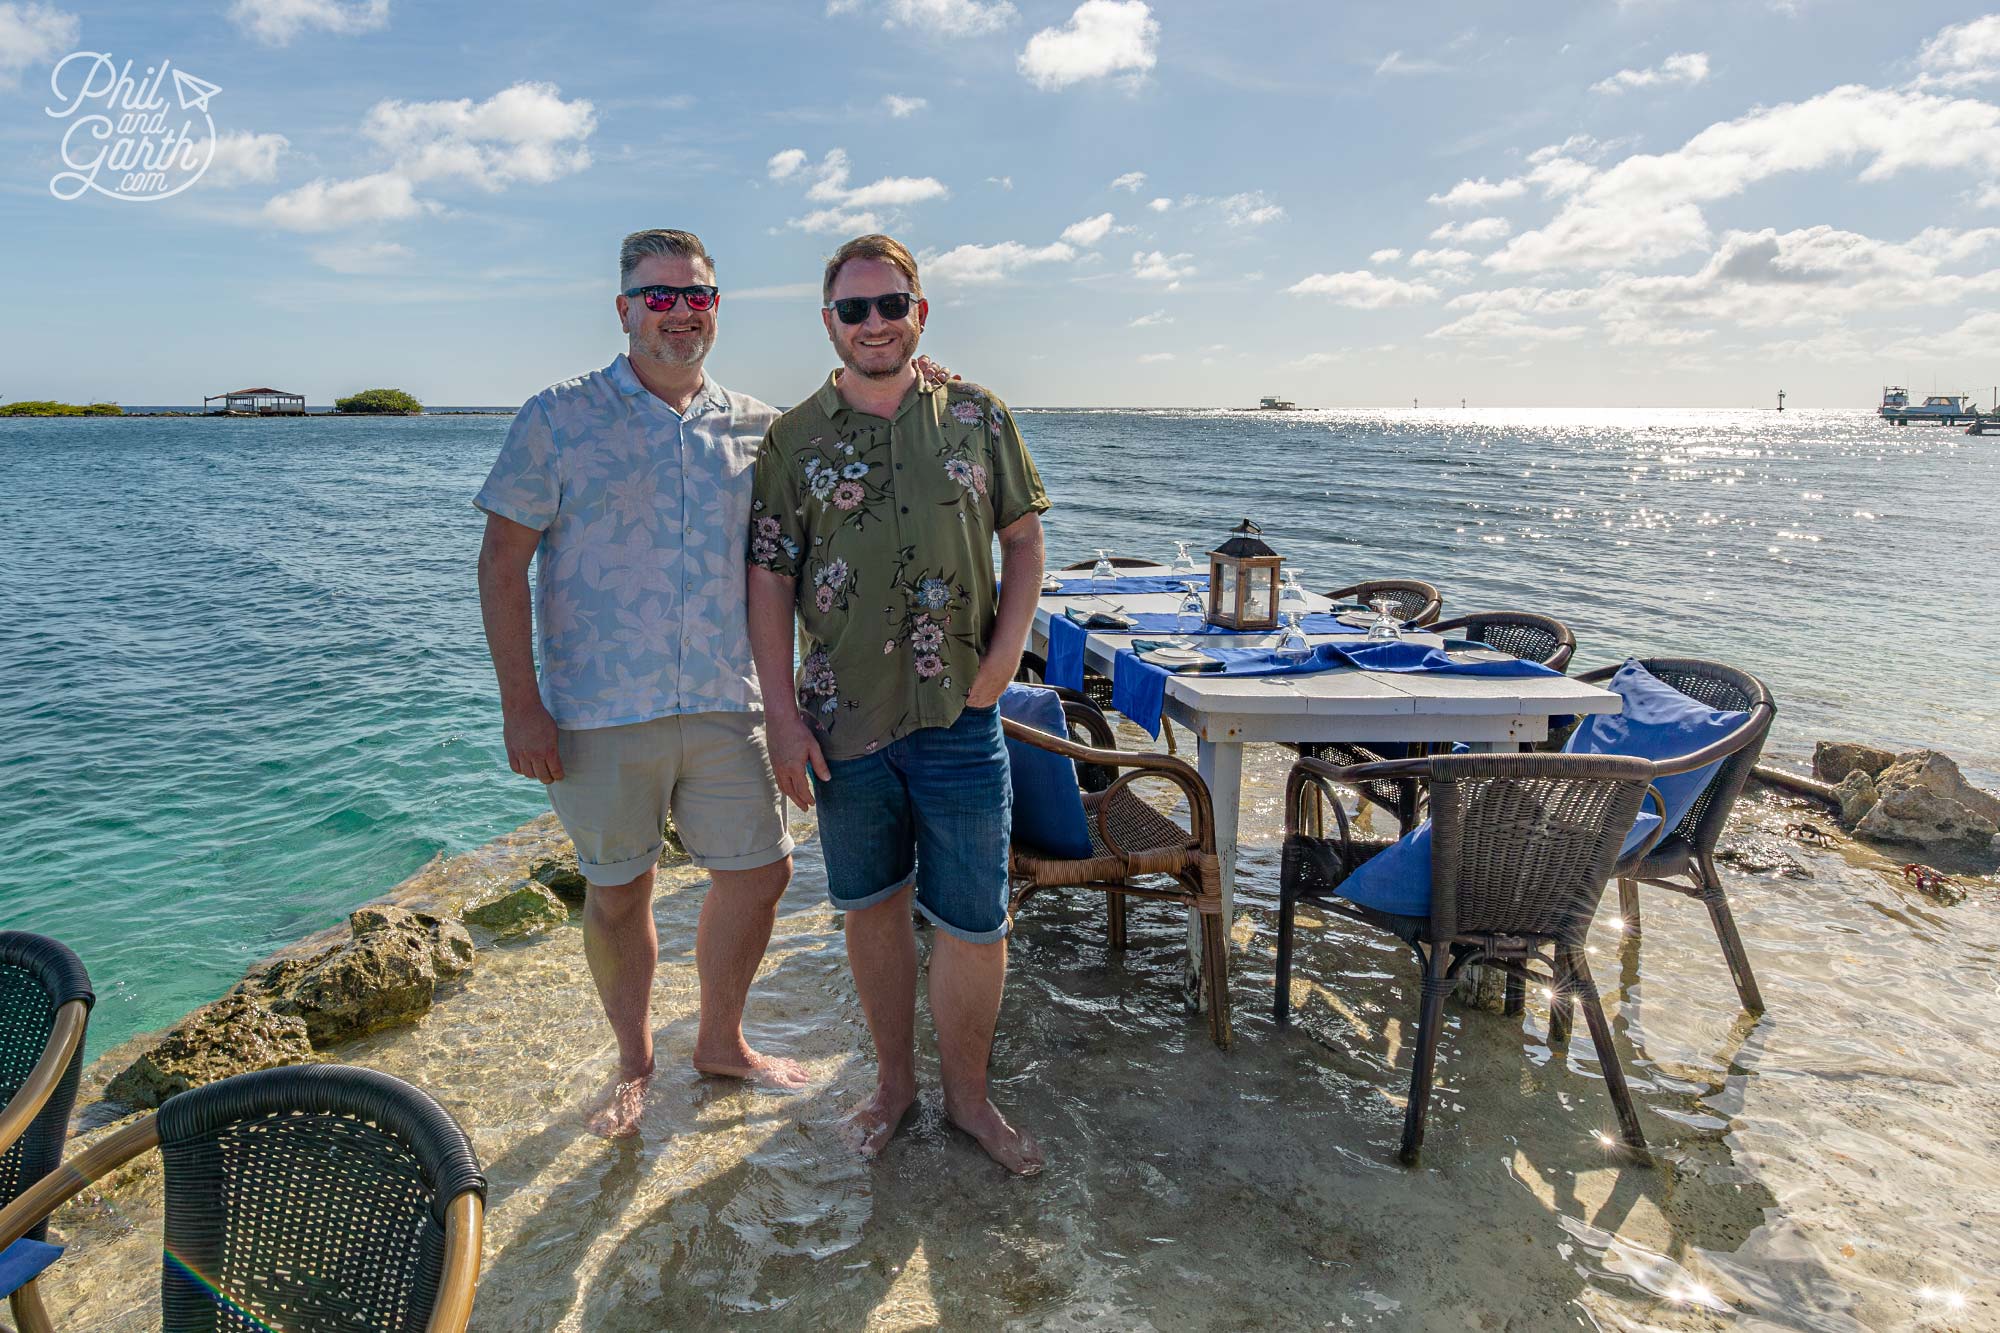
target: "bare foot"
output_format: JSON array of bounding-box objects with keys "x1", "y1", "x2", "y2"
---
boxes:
[
  {"x1": 946, "y1": 1097, "x2": 1045, "y2": 1176},
  {"x1": 692, "y1": 1043, "x2": 811, "y2": 1090},
  {"x1": 839, "y1": 1082, "x2": 917, "y2": 1158},
  {"x1": 586, "y1": 1068, "x2": 652, "y2": 1139}
]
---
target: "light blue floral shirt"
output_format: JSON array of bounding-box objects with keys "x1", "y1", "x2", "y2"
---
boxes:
[{"x1": 474, "y1": 354, "x2": 778, "y2": 730}]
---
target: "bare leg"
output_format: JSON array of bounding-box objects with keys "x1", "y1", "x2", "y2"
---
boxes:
[
  {"x1": 931, "y1": 930, "x2": 1043, "y2": 1175},
  {"x1": 840, "y1": 883, "x2": 920, "y2": 1156},
  {"x1": 692, "y1": 856, "x2": 809, "y2": 1088},
  {"x1": 582, "y1": 868, "x2": 658, "y2": 1138}
]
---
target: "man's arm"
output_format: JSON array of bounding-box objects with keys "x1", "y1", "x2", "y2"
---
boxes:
[
  {"x1": 476, "y1": 511, "x2": 564, "y2": 784},
  {"x1": 748, "y1": 563, "x2": 829, "y2": 809},
  {"x1": 967, "y1": 511, "x2": 1046, "y2": 709}
]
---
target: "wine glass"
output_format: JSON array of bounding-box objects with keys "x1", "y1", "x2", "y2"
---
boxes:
[
  {"x1": 1090, "y1": 548, "x2": 1117, "y2": 597},
  {"x1": 1172, "y1": 540, "x2": 1199, "y2": 573},
  {"x1": 1276, "y1": 608, "x2": 1312, "y2": 664},
  {"x1": 1175, "y1": 581, "x2": 1206, "y2": 643},
  {"x1": 1366, "y1": 593, "x2": 1403, "y2": 640}
]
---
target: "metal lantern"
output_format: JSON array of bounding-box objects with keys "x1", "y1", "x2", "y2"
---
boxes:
[{"x1": 1207, "y1": 518, "x2": 1283, "y2": 630}]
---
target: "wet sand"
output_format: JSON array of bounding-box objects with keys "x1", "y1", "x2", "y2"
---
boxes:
[{"x1": 38, "y1": 739, "x2": 2000, "y2": 1331}]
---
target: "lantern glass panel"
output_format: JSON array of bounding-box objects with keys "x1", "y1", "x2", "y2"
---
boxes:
[
  {"x1": 1245, "y1": 570, "x2": 1273, "y2": 623},
  {"x1": 1217, "y1": 563, "x2": 1236, "y2": 615}
]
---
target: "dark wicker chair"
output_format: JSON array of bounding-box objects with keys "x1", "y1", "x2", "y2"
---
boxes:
[
  {"x1": 1275, "y1": 752, "x2": 1669, "y2": 1164},
  {"x1": 0, "y1": 1064, "x2": 487, "y2": 1332},
  {"x1": 1058, "y1": 556, "x2": 1163, "y2": 572},
  {"x1": 0, "y1": 933, "x2": 92, "y2": 1333},
  {"x1": 1325, "y1": 579, "x2": 1443, "y2": 628},
  {"x1": 1004, "y1": 696, "x2": 1231, "y2": 1047},
  {"x1": 1573, "y1": 657, "x2": 1776, "y2": 1014},
  {"x1": 1429, "y1": 611, "x2": 1576, "y2": 673}
]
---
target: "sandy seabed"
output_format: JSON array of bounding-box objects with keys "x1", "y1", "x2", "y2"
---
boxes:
[{"x1": 36, "y1": 738, "x2": 2000, "y2": 1332}]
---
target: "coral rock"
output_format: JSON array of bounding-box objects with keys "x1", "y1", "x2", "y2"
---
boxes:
[
  {"x1": 528, "y1": 851, "x2": 589, "y2": 905},
  {"x1": 1833, "y1": 771, "x2": 1880, "y2": 828},
  {"x1": 1854, "y1": 751, "x2": 2000, "y2": 850},
  {"x1": 1812, "y1": 741, "x2": 1898, "y2": 785},
  {"x1": 104, "y1": 993, "x2": 314, "y2": 1109},
  {"x1": 463, "y1": 880, "x2": 571, "y2": 939}
]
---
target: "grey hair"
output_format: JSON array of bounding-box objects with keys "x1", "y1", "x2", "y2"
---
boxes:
[{"x1": 618, "y1": 229, "x2": 715, "y2": 288}]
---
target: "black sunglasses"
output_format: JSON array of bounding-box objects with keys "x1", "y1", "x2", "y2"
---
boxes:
[
  {"x1": 825, "y1": 292, "x2": 922, "y2": 325},
  {"x1": 623, "y1": 284, "x2": 719, "y2": 312}
]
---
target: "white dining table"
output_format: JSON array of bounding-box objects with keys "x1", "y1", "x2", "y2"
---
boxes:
[{"x1": 1031, "y1": 564, "x2": 1623, "y2": 1006}]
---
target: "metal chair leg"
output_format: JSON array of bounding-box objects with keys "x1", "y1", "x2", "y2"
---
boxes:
[
  {"x1": 1616, "y1": 877, "x2": 1642, "y2": 942},
  {"x1": 1698, "y1": 853, "x2": 1765, "y2": 1014},
  {"x1": 1549, "y1": 949, "x2": 1575, "y2": 1046},
  {"x1": 1503, "y1": 970, "x2": 1526, "y2": 1017},
  {"x1": 1107, "y1": 891, "x2": 1129, "y2": 951},
  {"x1": 1569, "y1": 954, "x2": 1650, "y2": 1163},
  {"x1": 1399, "y1": 951, "x2": 1454, "y2": 1165}
]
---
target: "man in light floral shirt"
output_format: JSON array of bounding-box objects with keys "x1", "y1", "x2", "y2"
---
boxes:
[{"x1": 475, "y1": 228, "x2": 809, "y2": 1137}]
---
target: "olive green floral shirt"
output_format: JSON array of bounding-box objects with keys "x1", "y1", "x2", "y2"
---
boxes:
[{"x1": 749, "y1": 372, "x2": 1050, "y2": 760}]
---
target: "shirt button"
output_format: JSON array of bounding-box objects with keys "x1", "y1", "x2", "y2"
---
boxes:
[
  {"x1": 895, "y1": 463, "x2": 903, "y2": 470},
  {"x1": 900, "y1": 506, "x2": 909, "y2": 514}
]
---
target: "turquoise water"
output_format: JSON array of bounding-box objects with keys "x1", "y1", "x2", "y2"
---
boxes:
[{"x1": 3, "y1": 406, "x2": 1995, "y2": 1053}]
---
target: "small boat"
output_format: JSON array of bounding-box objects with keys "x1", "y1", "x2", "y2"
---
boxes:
[
  {"x1": 1257, "y1": 395, "x2": 1299, "y2": 411},
  {"x1": 1879, "y1": 386, "x2": 1981, "y2": 424}
]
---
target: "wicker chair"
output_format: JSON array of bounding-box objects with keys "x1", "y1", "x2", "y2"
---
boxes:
[
  {"x1": 1275, "y1": 752, "x2": 1669, "y2": 1164},
  {"x1": 1325, "y1": 579, "x2": 1443, "y2": 628},
  {"x1": 0, "y1": 1064, "x2": 487, "y2": 1332},
  {"x1": 0, "y1": 934, "x2": 92, "y2": 1333},
  {"x1": 1004, "y1": 697, "x2": 1231, "y2": 1047},
  {"x1": 1058, "y1": 556, "x2": 1162, "y2": 572},
  {"x1": 1573, "y1": 658, "x2": 1776, "y2": 1014},
  {"x1": 1429, "y1": 611, "x2": 1576, "y2": 673}
]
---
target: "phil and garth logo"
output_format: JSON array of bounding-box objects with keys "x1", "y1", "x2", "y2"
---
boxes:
[{"x1": 45, "y1": 52, "x2": 222, "y2": 203}]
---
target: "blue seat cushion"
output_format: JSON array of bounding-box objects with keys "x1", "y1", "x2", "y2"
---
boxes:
[
  {"x1": 1563, "y1": 659, "x2": 1750, "y2": 834},
  {"x1": 1335, "y1": 811, "x2": 1663, "y2": 917},
  {"x1": 999, "y1": 684, "x2": 1095, "y2": 859},
  {"x1": 0, "y1": 1238, "x2": 61, "y2": 1300}
]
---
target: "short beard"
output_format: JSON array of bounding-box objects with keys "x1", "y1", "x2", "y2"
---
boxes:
[
  {"x1": 633, "y1": 327, "x2": 713, "y2": 368},
  {"x1": 836, "y1": 324, "x2": 919, "y2": 381}
]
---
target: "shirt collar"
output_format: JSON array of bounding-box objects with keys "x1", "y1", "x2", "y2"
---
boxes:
[
  {"x1": 815, "y1": 367, "x2": 943, "y2": 423},
  {"x1": 607, "y1": 353, "x2": 725, "y2": 418}
]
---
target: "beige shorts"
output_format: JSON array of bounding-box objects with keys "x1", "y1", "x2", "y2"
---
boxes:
[{"x1": 547, "y1": 711, "x2": 793, "y2": 884}]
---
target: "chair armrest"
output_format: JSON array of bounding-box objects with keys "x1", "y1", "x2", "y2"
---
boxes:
[
  {"x1": 1614, "y1": 785, "x2": 1672, "y2": 875},
  {"x1": 1649, "y1": 702, "x2": 1775, "y2": 776},
  {"x1": 0, "y1": 1113, "x2": 159, "y2": 1253},
  {"x1": 1288, "y1": 753, "x2": 1437, "y2": 790},
  {"x1": 0, "y1": 1001, "x2": 87, "y2": 1160},
  {"x1": 426, "y1": 1190, "x2": 486, "y2": 1333},
  {"x1": 1002, "y1": 719, "x2": 1215, "y2": 849}
]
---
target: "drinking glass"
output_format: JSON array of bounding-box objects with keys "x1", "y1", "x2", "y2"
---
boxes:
[
  {"x1": 1090, "y1": 548, "x2": 1117, "y2": 596},
  {"x1": 1276, "y1": 610, "x2": 1312, "y2": 664},
  {"x1": 1278, "y1": 569, "x2": 1309, "y2": 617},
  {"x1": 1366, "y1": 594, "x2": 1403, "y2": 640},
  {"x1": 1175, "y1": 581, "x2": 1206, "y2": 642},
  {"x1": 1172, "y1": 540, "x2": 1199, "y2": 573}
]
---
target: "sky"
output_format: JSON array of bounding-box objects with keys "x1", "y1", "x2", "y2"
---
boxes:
[{"x1": 5, "y1": 0, "x2": 2000, "y2": 408}]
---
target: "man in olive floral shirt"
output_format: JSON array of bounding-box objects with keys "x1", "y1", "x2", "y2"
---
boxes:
[{"x1": 746, "y1": 234, "x2": 1049, "y2": 1174}]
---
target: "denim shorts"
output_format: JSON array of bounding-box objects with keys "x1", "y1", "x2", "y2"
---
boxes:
[{"x1": 810, "y1": 704, "x2": 1013, "y2": 943}]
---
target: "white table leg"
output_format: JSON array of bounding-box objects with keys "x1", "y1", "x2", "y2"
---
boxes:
[{"x1": 1188, "y1": 738, "x2": 1244, "y2": 1011}]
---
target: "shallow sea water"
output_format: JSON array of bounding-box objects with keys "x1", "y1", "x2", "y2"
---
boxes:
[{"x1": 7, "y1": 405, "x2": 2000, "y2": 1329}]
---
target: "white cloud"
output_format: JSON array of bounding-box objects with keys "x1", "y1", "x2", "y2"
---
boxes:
[
  {"x1": 1137, "y1": 351, "x2": 1175, "y2": 363},
  {"x1": 799, "y1": 147, "x2": 948, "y2": 207},
  {"x1": 199, "y1": 130, "x2": 290, "y2": 186},
  {"x1": 789, "y1": 207, "x2": 882, "y2": 235},
  {"x1": 884, "y1": 94, "x2": 927, "y2": 116},
  {"x1": 1427, "y1": 309, "x2": 1587, "y2": 342},
  {"x1": 1019, "y1": 0, "x2": 1158, "y2": 91},
  {"x1": 1591, "y1": 51, "x2": 1710, "y2": 95},
  {"x1": 229, "y1": 0, "x2": 388, "y2": 45},
  {"x1": 1218, "y1": 190, "x2": 1284, "y2": 227},
  {"x1": 1110, "y1": 170, "x2": 1146, "y2": 191},
  {"x1": 263, "y1": 171, "x2": 430, "y2": 231},
  {"x1": 987, "y1": 175, "x2": 1013, "y2": 189},
  {"x1": 1410, "y1": 247, "x2": 1476, "y2": 269},
  {"x1": 1879, "y1": 309, "x2": 2000, "y2": 359},
  {"x1": 923, "y1": 239, "x2": 1074, "y2": 283},
  {"x1": 1061, "y1": 212, "x2": 1117, "y2": 246},
  {"x1": 308, "y1": 240, "x2": 412, "y2": 274},
  {"x1": 1370, "y1": 247, "x2": 1403, "y2": 263},
  {"x1": 1430, "y1": 216, "x2": 1510, "y2": 244},
  {"x1": 1428, "y1": 176, "x2": 1527, "y2": 208},
  {"x1": 832, "y1": 0, "x2": 1016, "y2": 33},
  {"x1": 1376, "y1": 50, "x2": 1449, "y2": 76},
  {"x1": 1528, "y1": 134, "x2": 1604, "y2": 164},
  {"x1": 1286, "y1": 270, "x2": 1440, "y2": 308},
  {"x1": 1147, "y1": 196, "x2": 1172, "y2": 212},
  {"x1": 1490, "y1": 84, "x2": 2000, "y2": 273},
  {"x1": 1131, "y1": 249, "x2": 1193, "y2": 287},
  {"x1": 362, "y1": 81, "x2": 596, "y2": 189},
  {"x1": 1285, "y1": 351, "x2": 1342, "y2": 368},
  {"x1": 1524, "y1": 155, "x2": 1594, "y2": 197},
  {"x1": 1913, "y1": 15, "x2": 2000, "y2": 90},
  {"x1": 1128, "y1": 308, "x2": 1173, "y2": 326},
  {"x1": 767, "y1": 148, "x2": 808, "y2": 180},
  {"x1": 0, "y1": 2, "x2": 76, "y2": 87}
]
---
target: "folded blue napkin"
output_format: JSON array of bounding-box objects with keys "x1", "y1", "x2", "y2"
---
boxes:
[
  {"x1": 0, "y1": 1238, "x2": 61, "y2": 1299},
  {"x1": 1115, "y1": 612, "x2": 1368, "y2": 636},
  {"x1": 1046, "y1": 613, "x2": 1088, "y2": 690},
  {"x1": 1111, "y1": 639, "x2": 1561, "y2": 737},
  {"x1": 1043, "y1": 574, "x2": 1208, "y2": 597}
]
